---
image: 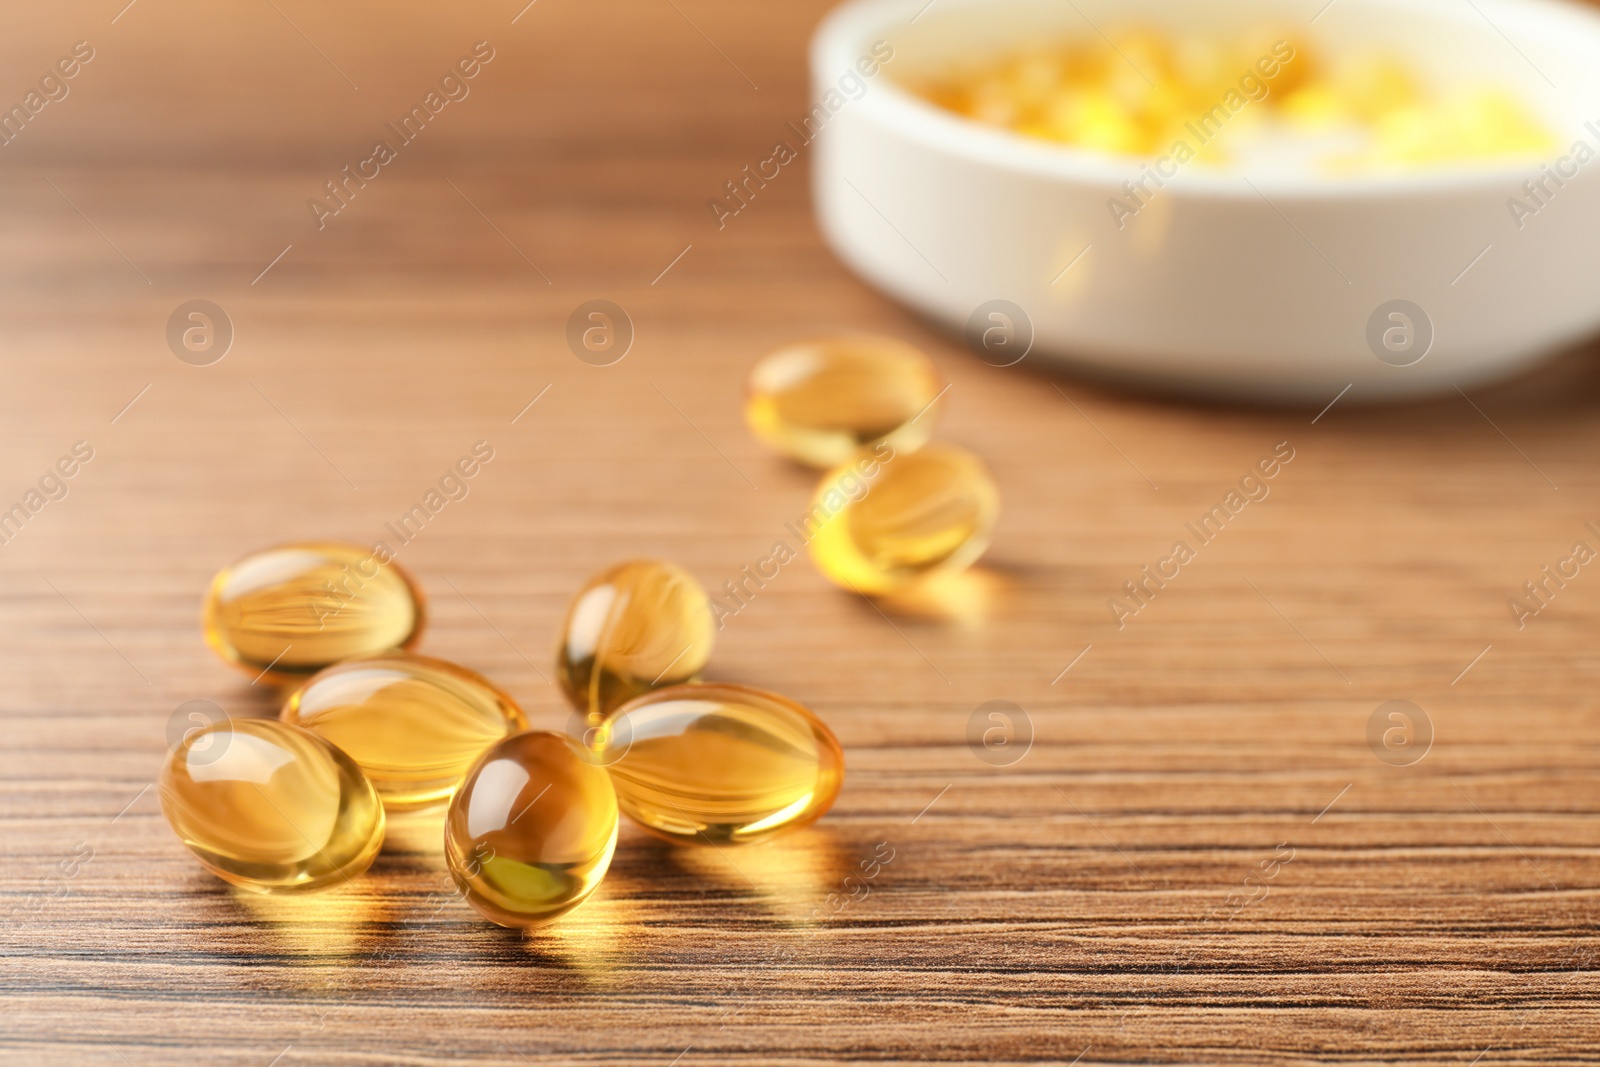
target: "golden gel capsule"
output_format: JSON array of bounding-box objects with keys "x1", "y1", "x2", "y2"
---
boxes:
[
  {"x1": 159, "y1": 718, "x2": 385, "y2": 893},
  {"x1": 745, "y1": 335, "x2": 942, "y2": 468},
  {"x1": 282, "y1": 652, "x2": 529, "y2": 812},
  {"x1": 807, "y1": 441, "x2": 1000, "y2": 594},
  {"x1": 597, "y1": 683, "x2": 844, "y2": 845},
  {"x1": 203, "y1": 542, "x2": 424, "y2": 685},
  {"x1": 445, "y1": 731, "x2": 618, "y2": 928},
  {"x1": 556, "y1": 559, "x2": 714, "y2": 719}
]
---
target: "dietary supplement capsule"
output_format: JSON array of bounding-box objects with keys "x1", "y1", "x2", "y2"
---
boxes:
[
  {"x1": 745, "y1": 335, "x2": 942, "y2": 468},
  {"x1": 282, "y1": 652, "x2": 529, "y2": 811},
  {"x1": 203, "y1": 542, "x2": 424, "y2": 685},
  {"x1": 556, "y1": 559, "x2": 714, "y2": 719},
  {"x1": 903, "y1": 31, "x2": 1554, "y2": 172},
  {"x1": 597, "y1": 683, "x2": 844, "y2": 845},
  {"x1": 807, "y1": 441, "x2": 1000, "y2": 594},
  {"x1": 445, "y1": 731, "x2": 618, "y2": 928},
  {"x1": 159, "y1": 718, "x2": 385, "y2": 893}
]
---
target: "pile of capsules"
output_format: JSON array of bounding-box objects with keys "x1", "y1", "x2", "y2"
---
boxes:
[
  {"x1": 161, "y1": 553, "x2": 844, "y2": 927},
  {"x1": 160, "y1": 333, "x2": 996, "y2": 928},
  {"x1": 905, "y1": 29, "x2": 1555, "y2": 172}
]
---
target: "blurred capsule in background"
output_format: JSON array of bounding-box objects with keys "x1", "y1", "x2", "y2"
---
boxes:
[
  {"x1": 202, "y1": 542, "x2": 424, "y2": 685},
  {"x1": 807, "y1": 441, "x2": 1000, "y2": 594},
  {"x1": 282, "y1": 652, "x2": 529, "y2": 811},
  {"x1": 445, "y1": 731, "x2": 619, "y2": 928},
  {"x1": 159, "y1": 718, "x2": 385, "y2": 893},
  {"x1": 556, "y1": 559, "x2": 713, "y2": 719},
  {"x1": 745, "y1": 335, "x2": 942, "y2": 468},
  {"x1": 597, "y1": 683, "x2": 844, "y2": 845}
]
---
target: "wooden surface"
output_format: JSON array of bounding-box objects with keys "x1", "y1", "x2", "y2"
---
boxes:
[{"x1": 3, "y1": 1, "x2": 1599, "y2": 1063}]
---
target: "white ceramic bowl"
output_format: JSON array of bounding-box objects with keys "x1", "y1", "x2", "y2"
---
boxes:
[{"x1": 811, "y1": 0, "x2": 1600, "y2": 402}]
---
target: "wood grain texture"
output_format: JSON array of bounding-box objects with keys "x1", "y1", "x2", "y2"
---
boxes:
[{"x1": 2, "y1": 1, "x2": 1599, "y2": 1063}]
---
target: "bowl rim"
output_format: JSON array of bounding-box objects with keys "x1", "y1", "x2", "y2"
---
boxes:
[{"x1": 811, "y1": 0, "x2": 1600, "y2": 199}]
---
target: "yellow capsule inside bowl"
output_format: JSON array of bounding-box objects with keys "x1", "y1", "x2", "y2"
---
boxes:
[
  {"x1": 904, "y1": 30, "x2": 1557, "y2": 173},
  {"x1": 596, "y1": 683, "x2": 844, "y2": 845},
  {"x1": 202, "y1": 542, "x2": 424, "y2": 685},
  {"x1": 745, "y1": 335, "x2": 942, "y2": 468},
  {"x1": 807, "y1": 441, "x2": 1000, "y2": 594},
  {"x1": 159, "y1": 718, "x2": 385, "y2": 893},
  {"x1": 445, "y1": 731, "x2": 618, "y2": 928},
  {"x1": 282, "y1": 652, "x2": 530, "y2": 812},
  {"x1": 556, "y1": 559, "x2": 714, "y2": 719}
]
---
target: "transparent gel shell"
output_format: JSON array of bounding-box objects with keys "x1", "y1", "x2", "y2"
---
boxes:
[
  {"x1": 282, "y1": 652, "x2": 529, "y2": 811},
  {"x1": 445, "y1": 731, "x2": 618, "y2": 928},
  {"x1": 556, "y1": 559, "x2": 714, "y2": 719},
  {"x1": 807, "y1": 442, "x2": 1000, "y2": 594},
  {"x1": 745, "y1": 335, "x2": 941, "y2": 468},
  {"x1": 159, "y1": 718, "x2": 385, "y2": 893},
  {"x1": 202, "y1": 542, "x2": 424, "y2": 685},
  {"x1": 598, "y1": 683, "x2": 844, "y2": 845}
]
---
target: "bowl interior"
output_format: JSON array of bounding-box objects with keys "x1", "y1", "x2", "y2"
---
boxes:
[{"x1": 829, "y1": 0, "x2": 1600, "y2": 176}]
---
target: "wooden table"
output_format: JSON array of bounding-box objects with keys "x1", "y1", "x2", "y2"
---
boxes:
[{"x1": 3, "y1": 1, "x2": 1597, "y2": 1062}]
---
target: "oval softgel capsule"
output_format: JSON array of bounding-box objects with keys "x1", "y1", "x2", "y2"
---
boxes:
[
  {"x1": 807, "y1": 441, "x2": 1000, "y2": 594},
  {"x1": 159, "y1": 718, "x2": 385, "y2": 893},
  {"x1": 556, "y1": 559, "x2": 714, "y2": 719},
  {"x1": 745, "y1": 335, "x2": 942, "y2": 468},
  {"x1": 282, "y1": 652, "x2": 530, "y2": 811},
  {"x1": 202, "y1": 542, "x2": 424, "y2": 685},
  {"x1": 598, "y1": 683, "x2": 844, "y2": 845},
  {"x1": 445, "y1": 731, "x2": 619, "y2": 928}
]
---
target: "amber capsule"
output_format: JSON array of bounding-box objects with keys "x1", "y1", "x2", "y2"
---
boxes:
[
  {"x1": 556, "y1": 560, "x2": 714, "y2": 719},
  {"x1": 597, "y1": 683, "x2": 844, "y2": 845},
  {"x1": 745, "y1": 335, "x2": 942, "y2": 468},
  {"x1": 203, "y1": 542, "x2": 424, "y2": 685},
  {"x1": 159, "y1": 718, "x2": 385, "y2": 893},
  {"x1": 282, "y1": 652, "x2": 529, "y2": 812},
  {"x1": 445, "y1": 731, "x2": 618, "y2": 928},
  {"x1": 807, "y1": 441, "x2": 1000, "y2": 594}
]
